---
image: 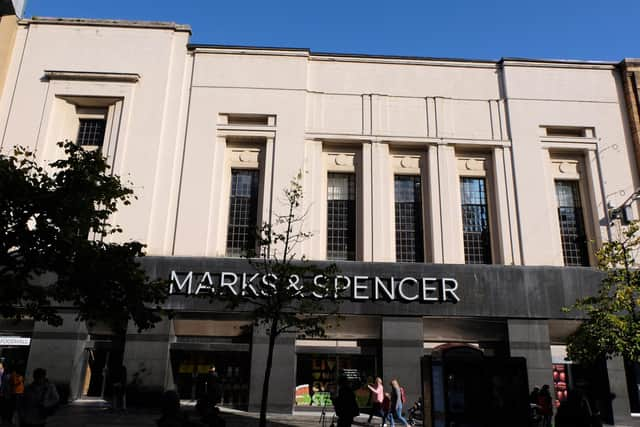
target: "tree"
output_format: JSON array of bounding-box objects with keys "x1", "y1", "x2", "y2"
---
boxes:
[
  {"x1": 210, "y1": 172, "x2": 339, "y2": 427},
  {"x1": 565, "y1": 221, "x2": 640, "y2": 364},
  {"x1": 0, "y1": 141, "x2": 168, "y2": 333}
]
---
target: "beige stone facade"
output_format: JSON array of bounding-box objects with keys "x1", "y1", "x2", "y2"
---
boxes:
[
  {"x1": 1, "y1": 17, "x2": 640, "y2": 424},
  {"x1": 0, "y1": 18, "x2": 637, "y2": 267}
]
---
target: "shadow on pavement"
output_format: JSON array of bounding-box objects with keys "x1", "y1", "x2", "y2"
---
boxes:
[{"x1": 45, "y1": 401, "x2": 380, "y2": 427}]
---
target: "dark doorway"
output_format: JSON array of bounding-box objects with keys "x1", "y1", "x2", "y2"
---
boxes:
[
  {"x1": 423, "y1": 344, "x2": 529, "y2": 427},
  {"x1": 566, "y1": 359, "x2": 613, "y2": 425},
  {"x1": 170, "y1": 349, "x2": 250, "y2": 410},
  {"x1": 83, "y1": 337, "x2": 124, "y2": 398}
]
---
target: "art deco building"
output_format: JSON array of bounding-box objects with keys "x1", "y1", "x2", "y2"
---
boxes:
[{"x1": 1, "y1": 16, "x2": 640, "y2": 426}]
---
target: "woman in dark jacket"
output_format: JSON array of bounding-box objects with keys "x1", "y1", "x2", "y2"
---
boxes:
[
  {"x1": 334, "y1": 377, "x2": 359, "y2": 427},
  {"x1": 537, "y1": 385, "x2": 553, "y2": 427},
  {"x1": 555, "y1": 390, "x2": 593, "y2": 427}
]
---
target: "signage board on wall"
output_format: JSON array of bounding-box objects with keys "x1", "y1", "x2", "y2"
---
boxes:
[
  {"x1": 169, "y1": 270, "x2": 461, "y2": 303},
  {"x1": 0, "y1": 336, "x2": 30, "y2": 346}
]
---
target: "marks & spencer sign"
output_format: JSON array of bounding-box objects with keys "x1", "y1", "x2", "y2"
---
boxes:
[{"x1": 169, "y1": 271, "x2": 460, "y2": 303}]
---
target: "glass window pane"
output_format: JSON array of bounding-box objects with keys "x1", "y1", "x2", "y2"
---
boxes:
[
  {"x1": 77, "y1": 118, "x2": 106, "y2": 147},
  {"x1": 555, "y1": 180, "x2": 589, "y2": 266},
  {"x1": 327, "y1": 173, "x2": 356, "y2": 261},
  {"x1": 460, "y1": 177, "x2": 492, "y2": 264},
  {"x1": 395, "y1": 175, "x2": 424, "y2": 262},
  {"x1": 226, "y1": 169, "x2": 260, "y2": 257}
]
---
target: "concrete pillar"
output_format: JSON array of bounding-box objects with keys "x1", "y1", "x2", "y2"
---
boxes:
[
  {"x1": 26, "y1": 313, "x2": 89, "y2": 400},
  {"x1": 507, "y1": 319, "x2": 553, "y2": 391},
  {"x1": 607, "y1": 356, "x2": 634, "y2": 425},
  {"x1": 248, "y1": 326, "x2": 296, "y2": 414},
  {"x1": 437, "y1": 144, "x2": 465, "y2": 264},
  {"x1": 382, "y1": 317, "x2": 423, "y2": 407},
  {"x1": 122, "y1": 318, "x2": 174, "y2": 393}
]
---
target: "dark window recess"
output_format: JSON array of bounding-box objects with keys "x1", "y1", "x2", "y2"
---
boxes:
[
  {"x1": 327, "y1": 173, "x2": 356, "y2": 261},
  {"x1": 545, "y1": 127, "x2": 586, "y2": 138},
  {"x1": 556, "y1": 180, "x2": 589, "y2": 266},
  {"x1": 226, "y1": 169, "x2": 260, "y2": 257},
  {"x1": 77, "y1": 118, "x2": 106, "y2": 147},
  {"x1": 460, "y1": 177, "x2": 492, "y2": 264},
  {"x1": 394, "y1": 175, "x2": 424, "y2": 262},
  {"x1": 227, "y1": 114, "x2": 269, "y2": 126}
]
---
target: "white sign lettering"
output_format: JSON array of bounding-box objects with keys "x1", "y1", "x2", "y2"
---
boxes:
[{"x1": 169, "y1": 271, "x2": 460, "y2": 303}]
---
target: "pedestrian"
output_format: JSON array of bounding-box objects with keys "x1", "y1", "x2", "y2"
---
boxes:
[
  {"x1": 555, "y1": 389, "x2": 593, "y2": 427},
  {"x1": 529, "y1": 386, "x2": 542, "y2": 427},
  {"x1": 111, "y1": 365, "x2": 127, "y2": 412},
  {"x1": 367, "y1": 377, "x2": 384, "y2": 425},
  {"x1": 381, "y1": 393, "x2": 393, "y2": 427},
  {"x1": 334, "y1": 377, "x2": 359, "y2": 427},
  {"x1": 157, "y1": 390, "x2": 194, "y2": 427},
  {"x1": 197, "y1": 405, "x2": 226, "y2": 427},
  {"x1": 205, "y1": 366, "x2": 222, "y2": 407},
  {"x1": 7, "y1": 367, "x2": 25, "y2": 425},
  {"x1": 18, "y1": 368, "x2": 59, "y2": 427},
  {"x1": 389, "y1": 379, "x2": 409, "y2": 426},
  {"x1": 0, "y1": 363, "x2": 11, "y2": 425},
  {"x1": 537, "y1": 384, "x2": 553, "y2": 427}
]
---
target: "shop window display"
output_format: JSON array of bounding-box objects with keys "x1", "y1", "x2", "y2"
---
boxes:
[
  {"x1": 553, "y1": 364, "x2": 568, "y2": 407},
  {"x1": 295, "y1": 354, "x2": 376, "y2": 409}
]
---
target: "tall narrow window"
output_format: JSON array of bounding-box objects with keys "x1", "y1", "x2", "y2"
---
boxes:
[
  {"x1": 327, "y1": 173, "x2": 356, "y2": 260},
  {"x1": 555, "y1": 180, "x2": 589, "y2": 266},
  {"x1": 395, "y1": 175, "x2": 424, "y2": 262},
  {"x1": 77, "y1": 118, "x2": 106, "y2": 148},
  {"x1": 226, "y1": 169, "x2": 260, "y2": 257},
  {"x1": 460, "y1": 177, "x2": 492, "y2": 264}
]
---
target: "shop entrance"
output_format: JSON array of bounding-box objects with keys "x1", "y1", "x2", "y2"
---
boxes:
[
  {"x1": 554, "y1": 359, "x2": 613, "y2": 425},
  {"x1": 170, "y1": 349, "x2": 250, "y2": 410},
  {"x1": 83, "y1": 337, "x2": 124, "y2": 398},
  {"x1": 422, "y1": 344, "x2": 530, "y2": 427}
]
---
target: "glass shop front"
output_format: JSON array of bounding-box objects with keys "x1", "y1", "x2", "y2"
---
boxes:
[{"x1": 294, "y1": 352, "x2": 377, "y2": 409}]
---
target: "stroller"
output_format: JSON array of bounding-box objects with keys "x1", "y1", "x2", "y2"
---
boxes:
[{"x1": 407, "y1": 397, "x2": 423, "y2": 426}]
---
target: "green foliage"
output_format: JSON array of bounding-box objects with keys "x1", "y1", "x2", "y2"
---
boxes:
[
  {"x1": 0, "y1": 141, "x2": 168, "y2": 331},
  {"x1": 565, "y1": 221, "x2": 640, "y2": 364},
  {"x1": 212, "y1": 171, "x2": 339, "y2": 337}
]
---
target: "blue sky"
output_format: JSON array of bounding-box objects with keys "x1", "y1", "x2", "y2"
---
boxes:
[{"x1": 25, "y1": 0, "x2": 640, "y2": 61}]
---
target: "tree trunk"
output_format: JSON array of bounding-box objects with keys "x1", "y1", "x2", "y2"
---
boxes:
[{"x1": 259, "y1": 319, "x2": 279, "y2": 427}]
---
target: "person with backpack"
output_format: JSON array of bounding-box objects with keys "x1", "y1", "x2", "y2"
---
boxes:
[
  {"x1": 389, "y1": 379, "x2": 409, "y2": 427},
  {"x1": 538, "y1": 384, "x2": 553, "y2": 427},
  {"x1": 18, "y1": 368, "x2": 59, "y2": 427},
  {"x1": 381, "y1": 392, "x2": 393, "y2": 427}
]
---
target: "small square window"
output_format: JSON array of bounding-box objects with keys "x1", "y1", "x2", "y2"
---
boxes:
[{"x1": 77, "y1": 118, "x2": 106, "y2": 148}]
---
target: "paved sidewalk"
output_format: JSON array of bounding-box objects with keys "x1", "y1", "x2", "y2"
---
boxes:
[
  {"x1": 44, "y1": 399, "x2": 376, "y2": 427},
  {"x1": 39, "y1": 399, "x2": 639, "y2": 427}
]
